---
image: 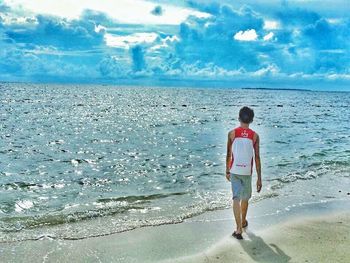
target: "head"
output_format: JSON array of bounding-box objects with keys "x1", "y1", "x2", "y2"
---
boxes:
[{"x1": 239, "y1": 106, "x2": 254, "y2": 124}]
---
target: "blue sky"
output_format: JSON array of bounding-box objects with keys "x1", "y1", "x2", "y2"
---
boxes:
[{"x1": 0, "y1": 0, "x2": 349, "y2": 90}]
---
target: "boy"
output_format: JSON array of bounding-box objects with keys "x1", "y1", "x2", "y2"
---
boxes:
[{"x1": 226, "y1": 106, "x2": 262, "y2": 240}]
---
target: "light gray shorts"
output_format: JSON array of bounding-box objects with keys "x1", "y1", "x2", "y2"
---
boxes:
[{"x1": 230, "y1": 173, "x2": 252, "y2": 200}]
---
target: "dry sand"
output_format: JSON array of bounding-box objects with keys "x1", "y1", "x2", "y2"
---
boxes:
[{"x1": 173, "y1": 212, "x2": 350, "y2": 263}]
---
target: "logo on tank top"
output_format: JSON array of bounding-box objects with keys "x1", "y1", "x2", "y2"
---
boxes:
[{"x1": 241, "y1": 130, "x2": 249, "y2": 138}]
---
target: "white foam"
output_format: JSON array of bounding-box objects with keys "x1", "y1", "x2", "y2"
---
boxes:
[{"x1": 15, "y1": 200, "x2": 33, "y2": 212}]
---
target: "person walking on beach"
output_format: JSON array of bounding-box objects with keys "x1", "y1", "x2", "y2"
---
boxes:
[{"x1": 226, "y1": 106, "x2": 262, "y2": 240}]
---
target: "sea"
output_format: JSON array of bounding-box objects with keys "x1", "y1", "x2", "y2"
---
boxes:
[{"x1": 0, "y1": 82, "x2": 349, "y2": 242}]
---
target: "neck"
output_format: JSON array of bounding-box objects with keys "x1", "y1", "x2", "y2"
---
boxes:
[{"x1": 240, "y1": 123, "x2": 249, "y2": 128}]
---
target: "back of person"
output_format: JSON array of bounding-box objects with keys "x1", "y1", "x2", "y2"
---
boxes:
[
  {"x1": 226, "y1": 106, "x2": 262, "y2": 240},
  {"x1": 230, "y1": 127, "x2": 255, "y2": 176}
]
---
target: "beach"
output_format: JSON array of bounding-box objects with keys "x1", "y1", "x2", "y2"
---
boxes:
[
  {"x1": 177, "y1": 211, "x2": 350, "y2": 263},
  {"x1": 1, "y1": 198, "x2": 349, "y2": 262}
]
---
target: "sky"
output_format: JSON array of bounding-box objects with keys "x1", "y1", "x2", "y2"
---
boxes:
[{"x1": 0, "y1": 0, "x2": 350, "y2": 90}]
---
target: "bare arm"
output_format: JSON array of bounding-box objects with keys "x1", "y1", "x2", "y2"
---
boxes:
[
  {"x1": 225, "y1": 131, "x2": 234, "y2": 181},
  {"x1": 254, "y1": 133, "x2": 262, "y2": 192}
]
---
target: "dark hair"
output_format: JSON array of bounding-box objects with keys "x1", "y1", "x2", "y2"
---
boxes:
[{"x1": 239, "y1": 106, "x2": 254, "y2": 124}]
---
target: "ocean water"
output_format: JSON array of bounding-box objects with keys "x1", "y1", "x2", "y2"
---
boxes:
[{"x1": 0, "y1": 83, "x2": 349, "y2": 241}]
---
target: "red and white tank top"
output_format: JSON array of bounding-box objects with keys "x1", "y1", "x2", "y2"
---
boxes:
[{"x1": 229, "y1": 127, "x2": 255, "y2": 176}]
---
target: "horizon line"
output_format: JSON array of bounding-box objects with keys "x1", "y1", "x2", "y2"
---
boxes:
[{"x1": 0, "y1": 79, "x2": 349, "y2": 93}]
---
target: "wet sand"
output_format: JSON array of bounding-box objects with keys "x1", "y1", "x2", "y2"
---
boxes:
[{"x1": 1, "y1": 199, "x2": 349, "y2": 263}]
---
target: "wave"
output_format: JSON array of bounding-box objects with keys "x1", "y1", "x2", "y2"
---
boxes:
[
  {"x1": 267, "y1": 159, "x2": 350, "y2": 192},
  {"x1": 0, "y1": 190, "x2": 281, "y2": 243},
  {"x1": 0, "y1": 191, "x2": 189, "y2": 234},
  {"x1": 97, "y1": 192, "x2": 187, "y2": 203}
]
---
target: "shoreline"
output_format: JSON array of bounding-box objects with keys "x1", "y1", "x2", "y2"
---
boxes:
[
  {"x1": 1, "y1": 198, "x2": 349, "y2": 262},
  {"x1": 2, "y1": 172, "x2": 349, "y2": 244}
]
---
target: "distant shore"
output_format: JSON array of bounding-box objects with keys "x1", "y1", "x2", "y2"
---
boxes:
[
  {"x1": 1, "y1": 80, "x2": 349, "y2": 92},
  {"x1": 241, "y1": 87, "x2": 311, "y2": 91}
]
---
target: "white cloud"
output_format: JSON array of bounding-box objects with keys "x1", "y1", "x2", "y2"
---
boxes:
[
  {"x1": 105, "y1": 32, "x2": 158, "y2": 48},
  {"x1": 0, "y1": 13, "x2": 37, "y2": 25},
  {"x1": 4, "y1": 0, "x2": 210, "y2": 25},
  {"x1": 233, "y1": 29, "x2": 258, "y2": 41},
  {"x1": 319, "y1": 49, "x2": 346, "y2": 54},
  {"x1": 263, "y1": 32, "x2": 274, "y2": 41},
  {"x1": 252, "y1": 64, "x2": 279, "y2": 77},
  {"x1": 150, "y1": 35, "x2": 179, "y2": 51},
  {"x1": 327, "y1": 73, "x2": 350, "y2": 80},
  {"x1": 326, "y1": 18, "x2": 342, "y2": 24},
  {"x1": 263, "y1": 20, "x2": 279, "y2": 30},
  {"x1": 94, "y1": 24, "x2": 106, "y2": 33}
]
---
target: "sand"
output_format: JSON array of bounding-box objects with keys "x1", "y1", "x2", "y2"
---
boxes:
[
  {"x1": 173, "y1": 212, "x2": 350, "y2": 263},
  {"x1": 1, "y1": 201, "x2": 349, "y2": 263}
]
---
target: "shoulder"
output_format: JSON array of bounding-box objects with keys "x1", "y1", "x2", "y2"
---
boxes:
[
  {"x1": 253, "y1": 131, "x2": 259, "y2": 143},
  {"x1": 252, "y1": 129, "x2": 259, "y2": 137},
  {"x1": 228, "y1": 129, "x2": 236, "y2": 140}
]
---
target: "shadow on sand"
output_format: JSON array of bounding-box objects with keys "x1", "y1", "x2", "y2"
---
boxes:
[{"x1": 238, "y1": 231, "x2": 291, "y2": 263}]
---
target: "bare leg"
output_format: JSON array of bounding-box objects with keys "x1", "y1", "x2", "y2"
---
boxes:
[
  {"x1": 233, "y1": 199, "x2": 242, "y2": 234},
  {"x1": 241, "y1": 200, "x2": 249, "y2": 226}
]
